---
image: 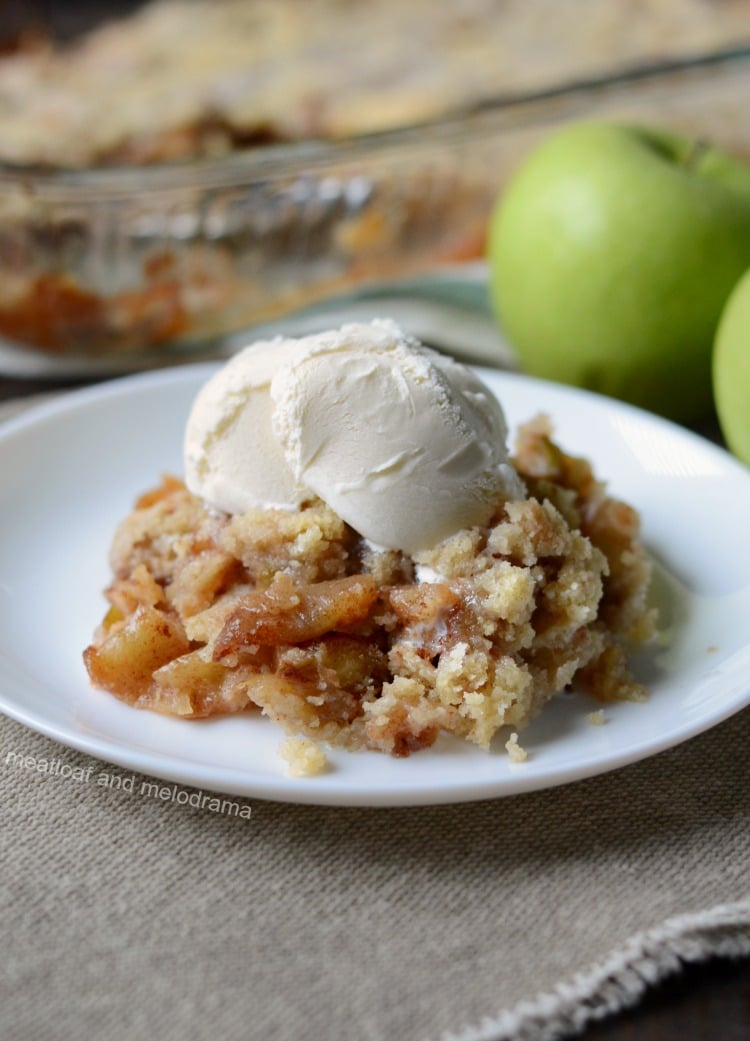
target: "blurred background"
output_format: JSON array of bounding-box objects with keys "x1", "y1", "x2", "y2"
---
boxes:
[{"x1": 1, "y1": 0, "x2": 749, "y2": 373}]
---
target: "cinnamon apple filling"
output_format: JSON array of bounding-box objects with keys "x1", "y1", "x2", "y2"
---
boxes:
[{"x1": 84, "y1": 415, "x2": 655, "y2": 768}]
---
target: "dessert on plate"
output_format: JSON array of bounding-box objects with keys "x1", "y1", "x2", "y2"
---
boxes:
[{"x1": 84, "y1": 320, "x2": 655, "y2": 772}]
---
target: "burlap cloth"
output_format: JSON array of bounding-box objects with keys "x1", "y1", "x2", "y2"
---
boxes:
[{"x1": 1, "y1": 393, "x2": 749, "y2": 1041}]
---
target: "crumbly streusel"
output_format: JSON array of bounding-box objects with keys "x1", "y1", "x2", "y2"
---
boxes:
[
  {"x1": 1, "y1": 0, "x2": 746, "y2": 167},
  {"x1": 84, "y1": 416, "x2": 655, "y2": 760}
]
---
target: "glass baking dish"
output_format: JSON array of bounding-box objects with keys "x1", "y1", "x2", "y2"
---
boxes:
[{"x1": 1, "y1": 38, "x2": 750, "y2": 371}]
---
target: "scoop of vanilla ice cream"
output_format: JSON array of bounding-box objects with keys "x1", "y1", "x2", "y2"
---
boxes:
[
  {"x1": 270, "y1": 321, "x2": 516, "y2": 552},
  {"x1": 184, "y1": 337, "x2": 308, "y2": 514},
  {"x1": 184, "y1": 319, "x2": 519, "y2": 553}
]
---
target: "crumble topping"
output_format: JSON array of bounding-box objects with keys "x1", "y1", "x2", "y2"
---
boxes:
[
  {"x1": 0, "y1": 0, "x2": 745, "y2": 168},
  {"x1": 84, "y1": 416, "x2": 655, "y2": 763},
  {"x1": 279, "y1": 738, "x2": 328, "y2": 778},
  {"x1": 505, "y1": 733, "x2": 528, "y2": 763}
]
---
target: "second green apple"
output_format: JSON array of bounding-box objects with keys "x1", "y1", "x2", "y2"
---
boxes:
[{"x1": 488, "y1": 121, "x2": 750, "y2": 422}]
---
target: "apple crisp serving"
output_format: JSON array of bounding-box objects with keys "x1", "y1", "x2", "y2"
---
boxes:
[{"x1": 84, "y1": 415, "x2": 655, "y2": 765}]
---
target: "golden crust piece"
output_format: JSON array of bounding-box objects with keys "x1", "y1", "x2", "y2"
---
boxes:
[{"x1": 84, "y1": 420, "x2": 656, "y2": 758}]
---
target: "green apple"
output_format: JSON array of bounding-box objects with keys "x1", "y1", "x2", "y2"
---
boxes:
[
  {"x1": 488, "y1": 121, "x2": 750, "y2": 422},
  {"x1": 713, "y1": 266, "x2": 750, "y2": 465}
]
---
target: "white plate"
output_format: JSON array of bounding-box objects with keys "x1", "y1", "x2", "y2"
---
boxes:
[{"x1": 1, "y1": 365, "x2": 749, "y2": 807}]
